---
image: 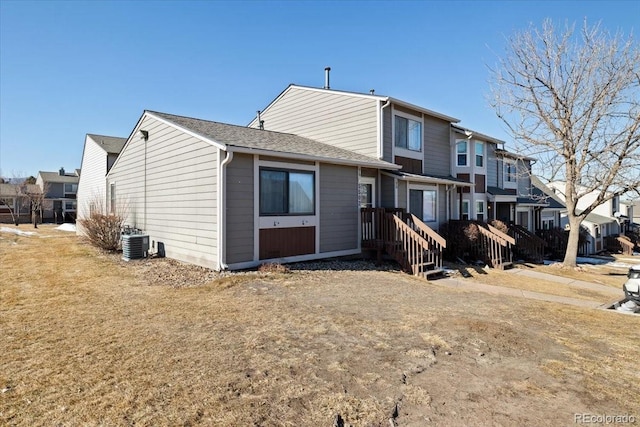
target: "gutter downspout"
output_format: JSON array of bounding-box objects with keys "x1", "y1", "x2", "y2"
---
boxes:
[
  {"x1": 218, "y1": 149, "x2": 234, "y2": 271},
  {"x1": 378, "y1": 99, "x2": 391, "y2": 160}
]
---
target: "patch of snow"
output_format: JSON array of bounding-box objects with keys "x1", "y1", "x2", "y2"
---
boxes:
[
  {"x1": 55, "y1": 223, "x2": 77, "y2": 232},
  {"x1": 0, "y1": 227, "x2": 37, "y2": 236}
]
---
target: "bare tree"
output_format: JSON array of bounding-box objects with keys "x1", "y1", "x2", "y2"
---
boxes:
[
  {"x1": 78, "y1": 193, "x2": 129, "y2": 251},
  {"x1": 22, "y1": 182, "x2": 50, "y2": 229},
  {"x1": 489, "y1": 19, "x2": 640, "y2": 267}
]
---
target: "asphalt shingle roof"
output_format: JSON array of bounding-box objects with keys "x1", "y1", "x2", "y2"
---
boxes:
[
  {"x1": 38, "y1": 172, "x2": 79, "y2": 184},
  {"x1": 87, "y1": 134, "x2": 127, "y2": 154},
  {"x1": 148, "y1": 111, "x2": 398, "y2": 169}
]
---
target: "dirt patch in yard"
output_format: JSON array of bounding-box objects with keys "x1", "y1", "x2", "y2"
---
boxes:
[{"x1": 1, "y1": 225, "x2": 638, "y2": 426}]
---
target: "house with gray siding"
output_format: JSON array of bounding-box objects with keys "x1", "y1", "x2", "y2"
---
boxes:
[
  {"x1": 36, "y1": 168, "x2": 80, "y2": 222},
  {"x1": 106, "y1": 110, "x2": 398, "y2": 270},
  {"x1": 76, "y1": 134, "x2": 126, "y2": 234},
  {"x1": 250, "y1": 84, "x2": 474, "y2": 231}
]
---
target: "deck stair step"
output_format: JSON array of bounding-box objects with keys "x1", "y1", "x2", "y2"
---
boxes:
[{"x1": 424, "y1": 268, "x2": 446, "y2": 280}]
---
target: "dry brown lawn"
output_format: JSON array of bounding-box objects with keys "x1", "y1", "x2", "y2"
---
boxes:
[{"x1": 1, "y1": 225, "x2": 639, "y2": 426}]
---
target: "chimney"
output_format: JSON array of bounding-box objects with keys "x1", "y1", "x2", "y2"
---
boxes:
[
  {"x1": 324, "y1": 66, "x2": 331, "y2": 89},
  {"x1": 59, "y1": 167, "x2": 65, "y2": 176},
  {"x1": 257, "y1": 110, "x2": 264, "y2": 130}
]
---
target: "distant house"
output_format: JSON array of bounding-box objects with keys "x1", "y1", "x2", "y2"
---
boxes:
[
  {"x1": 36, "y1": 168, "x2": 80, "y2": 223},
  {"x1": 106, "y1": 110, "x2": 398, "y2": 270},
  {"x1": 542, "y1": 181, "x2": 624, "y2": 254},
  {"x1": 76, "y1": 133, "x2": 126, "y2": 234},
  {"x1": 0, "y1": 183, "x2": 38, "y2": 224}
]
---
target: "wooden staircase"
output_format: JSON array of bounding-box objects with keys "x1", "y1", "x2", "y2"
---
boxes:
[
  {"x1": 509, "y1": 224, "x2": 546, "y2": 263},
  {"x1": 361, "y1": 208, "x2": 446, "y2": 280}
]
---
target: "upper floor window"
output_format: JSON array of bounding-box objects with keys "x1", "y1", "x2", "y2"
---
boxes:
[
  {"x1": 505, "y1": 161, "x2": 516, "y2": 182},
  {"x1": 456, "y1": 141, "x2": 468, "y2": 166},
  {"x1": 64, "y1": 183, "x2": 78, "y2": 194},
  {"x1": 475, "y1": 142, "x2": 484, "y2": 167},
  {"x1": 260, "y1": 168, "x2": 315, "y2": 216},
  {"x1": 395, "y1": 116, "x2": 422, "y2": 152},
  {"x1": 612, "y1": 197, "x2": 618, "y2": 215}
]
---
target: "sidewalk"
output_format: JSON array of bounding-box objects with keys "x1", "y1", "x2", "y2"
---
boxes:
[{"x1": 436, "y1": 267, "x2": 623, "y2": 310}]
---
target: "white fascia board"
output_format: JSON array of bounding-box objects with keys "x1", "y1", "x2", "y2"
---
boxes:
[
  {"x1": 452, "y1": 125, "x2": 505, "y2": 145},
  {"x1": 228, "y1": 146, "x2": 400, "y2": 170},
  {"x1": 381, "y1": 171, "x2": 473, "y2": 187}
]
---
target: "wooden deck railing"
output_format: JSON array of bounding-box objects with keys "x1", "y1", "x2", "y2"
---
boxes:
[
  {"x1": 536, "y1": 228, "x2": 590, "y2": 258},
  {"x1": 509, "y1": 224, "x2": 546, "y2": 263}
]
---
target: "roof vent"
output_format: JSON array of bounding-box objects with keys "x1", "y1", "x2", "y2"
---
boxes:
[
  {"x1": 324, "y1": 66, "x2": 331, "y2": 89},
  {"x1": 370, "y1": 89, "x2": 375, "y2": 95},
  {"x1": 59, "y1": 167, "x2": 65, "y2": 176}
]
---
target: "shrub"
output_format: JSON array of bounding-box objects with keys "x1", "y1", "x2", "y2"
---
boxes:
[
  {"x1": 490, "y1": 219, "x2": 509, "y2": 234},
  {"x1": 78, "y1": 213, "x2": 125, "y2": 251},
  {"x1": 258, "y1": 262, "x2": 290, "y2": 273}
]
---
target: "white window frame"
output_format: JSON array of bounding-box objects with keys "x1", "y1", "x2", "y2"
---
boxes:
[
  {"x1": 476, "y1": 200, "x2": 485, "y2": 221},
  {"x1": 392, "y1": 108, "x2": 423, "y2": 161},
  {"x1": 456, "y1": 140, "x2": 468, "y2": 167},
  {"x1": 459, "y1": 199, "x2": 470, "y2": 220},
  {"x1": 504, "y1": 160, "x2": 517, "y2": 189},
  {"x1": 358, "y1": 176, "x2": 376, "y2": 208},
  {"x1": 408, "y1": 184, "x2": 438, "y2": 225},
  {"x1": 109, "y1": 183, "x2": 116, "y2": 214},
  {"x1": 475, "y1": 141, "x2": 485, "y2": 168}
]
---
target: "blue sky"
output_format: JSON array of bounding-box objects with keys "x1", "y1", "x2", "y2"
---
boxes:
[{"x1": 1, "y1": 0, "x2": 638, "y2": 177}]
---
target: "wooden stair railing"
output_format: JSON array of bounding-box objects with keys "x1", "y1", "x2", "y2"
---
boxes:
[
  {"x1": 607, "y1": 235, "x2": 635, "y2": 256},
  {"x1": 480, "y1": 224, "x2": 514, "y2": 270},
  {"x1": 407, "y1": 214, "x2": 446, "y2": 269},
  {"x1": 386, "y1": 214, "x2": 441, "y2": 279},
  {"x1": 509, "y1": 224, "x2": 546, "y2": 263}
]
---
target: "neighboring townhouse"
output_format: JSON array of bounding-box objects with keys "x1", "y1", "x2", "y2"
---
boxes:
[
  {"x1": 250, "y1": 83, "x2": 545, "y2": 232},
  {"x1": 545, "y1": 181, "x2": 623, "y2": 254},
  {"x1": 36, "y1": 168, "x2": 80, "y2": 223},
  {"x1": 249, "y1": 83, "x2": 474, "y2": 232},
  {"x1": 530, "y1": 175, "x2": 564, "y2": 230},
  {"x1": 76, "y1": 133, "x2": 127, "y2": 234},
  {"x1": 0, "y1": 183, "x2": 36, "y2": 224},
  {"x1": 106, "y1": 110, "x2": 398, "y2": 270}
]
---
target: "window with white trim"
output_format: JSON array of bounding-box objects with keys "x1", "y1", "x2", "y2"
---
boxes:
[
  {"x1": 259, "y1": 168, "x2": 315, "y2": 216},
  {"x1": 475, "y1": 141, "x2": 484, "y2": 167},
  {"x1": 395, "y1": 116, "x2": 422, "y2": 152},
  {"x1": 460, "y1": 200, "x2": 470, "y2": 220},
  {"x1": 456, "y1": 141, "x2": 468, "y2": 166},
  {"x1": 505, "y1": 161, "x2": 516, "y2": 182},
  {"x1": 476, "y1": 200, "x2": 485, "y2": 221},
  {"x1": 109, "y1": 183, "x2": 116, "y2": 214},
  {"x1": 409, "y1": 188, "x2": 437, "y2": 223}
]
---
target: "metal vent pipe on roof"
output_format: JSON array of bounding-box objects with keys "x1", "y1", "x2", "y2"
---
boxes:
[
  {"x1": 324, "y1": 67, "x2": 331, "y2": 89},
  {"x1": 256, "y1": 111, "x2": 264, "y2": 130}
]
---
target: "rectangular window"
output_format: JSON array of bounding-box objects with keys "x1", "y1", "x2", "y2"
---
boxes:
[
  {"x1": 64, "y1": 183, "x2": 78, "y2": 193},
  {"x1": 457, "y1": 141, "x2": 468, "y2": 166},
  {"x1": 475, "y1": 142, "x2": 484, "y2": 167},
  {"x1": 476, "y1": 201, "x2": 485, "y2": 221},
  {"x1": 109, "y1": 183, "x2": 116, "y2": 214},
  {"x1": 505, "y1": 162, "x2": 516, "y2": 182},
  {"x1": 461, "y1": 200, "x2": 469, "y2": 220},
  {"x1": 409, "y1": 189, "x2": 437, "y2": 223},
  {"x1": 395, "y1": 116, "x2": 422, "y2": 151},
  {"x1": 260, "y1": 168, "x2": 315, "y2": 215},
  {"x1": 359, "y1": 183, "x2": 373, "y2": 208}
]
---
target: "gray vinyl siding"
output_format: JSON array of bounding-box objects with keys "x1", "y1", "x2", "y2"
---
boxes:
[
  {"x1": 320, "y1": 163, "x2": 359, "y2": 253},
  {"x1": 254, "y1": 87, "x2": 380, "y2": 158},
  {"x1": 107, "y1": 115, "x2": 219, "y2": 269},
  {"x1": 77, "y1": 136, "x2": 108, "y2": 226},
  {"x1": 360, "y1": 167, "x2": 378, "y2": 178},
  {"x1": 382, "y1": 107, "x2": 393, "y2": 162},
  {"x1": 381, "y1": 174, "x2": 395, "y2": 208},
  {"x1": 487, "y1": 146, "x2": 499, "y2": 187},
  {"x1": 226, "y1": 153, "x2": 254, "y2": 264},
  {"x1": 397, "y1": 180, "x2": 407, "y2": 210},
  {"x1": 423, "y1": 115, "x2": 451, "y2": 177},
  {"x1": 518, "y1": 159, "x2": 531, "y2": 196},
  {"x1": 46, "y1": 183, "x2": 65, "y2": 198}
]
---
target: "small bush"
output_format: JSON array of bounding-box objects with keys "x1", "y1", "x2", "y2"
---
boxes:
[
  {"x1": 78, "y1": 213, "x2": 124, "y2": 251},
  {"x1": 490, "y1": 219, "x2": 509, "y2": 234},
  {"x1": 464, "y1": 223, "x2": 479, "y2": 241}
]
